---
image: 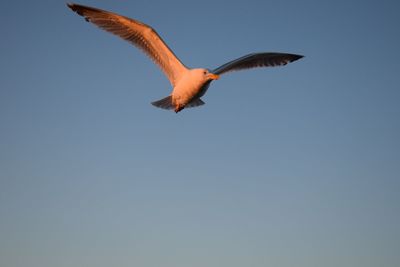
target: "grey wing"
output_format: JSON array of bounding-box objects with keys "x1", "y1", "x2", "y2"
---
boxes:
[
  {"x1": 67, "y1": 3, "x2": 187, "y2": 86},
  {"x1": 212, "y1": 53, "x2": 303, "y2": 75}
]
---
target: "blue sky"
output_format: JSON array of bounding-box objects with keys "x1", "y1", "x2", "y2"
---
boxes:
[{"x1": 1, "y1": 0, "x2": 399, "y2": 267}]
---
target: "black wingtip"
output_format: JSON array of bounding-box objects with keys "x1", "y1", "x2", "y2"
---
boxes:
[
  {"x1": 66, "y1": 2, "x2": 82, "y2": 15},
  {"x1": 292, "y1": 54, "x2": 304, "y2": 61},
  {"x1": 66, "y1": 2, "x2": 76, "y2": 11},
  {"x1": 66, "y1": 2, "x2": 90, "y2": 21}
]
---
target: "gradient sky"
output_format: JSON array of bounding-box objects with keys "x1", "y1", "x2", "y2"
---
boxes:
[{"x1": 1, "y1": 0, "x2": 399, "y2": 267}]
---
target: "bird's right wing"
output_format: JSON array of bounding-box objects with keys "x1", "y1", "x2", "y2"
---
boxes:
[
  {"x1": 67, "y1": 3, "x2": 188, "y2": 86},
  {"x1": 212, "y1": 53, "x2": 303, "y2": 75}
]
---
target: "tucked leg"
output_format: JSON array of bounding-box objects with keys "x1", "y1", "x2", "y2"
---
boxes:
[{"x1": 174, "y1": 105, "x2": 184, "y2": 113}]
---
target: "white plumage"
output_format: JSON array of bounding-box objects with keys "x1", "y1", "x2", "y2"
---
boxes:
[{"x1": 67, "y1": 3, "x2": 303, "y2": 113}]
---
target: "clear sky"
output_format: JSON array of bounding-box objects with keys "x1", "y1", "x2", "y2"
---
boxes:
[{"x1": 1, "y1": 0, "x2": 399, "y2": 267}]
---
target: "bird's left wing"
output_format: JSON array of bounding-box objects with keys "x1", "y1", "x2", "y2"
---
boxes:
[
  {"x1": 67, "y1": 3, "x2": 188, "y2": 86},
  {"x1": 212, "y1": 53, "x2": 303, "y2": 75}
]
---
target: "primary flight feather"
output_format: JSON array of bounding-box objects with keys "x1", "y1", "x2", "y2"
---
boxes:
[{"x1": 67, "y1": 3, "x2": 303, "y2": 113}]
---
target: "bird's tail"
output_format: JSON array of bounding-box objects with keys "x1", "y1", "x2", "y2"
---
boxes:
[
  {"x1": 151, "y1": 95, "x2": 205, "y2": 111},
  {"x1": 151, "y1": 96, "x2": 174, "y2": 110}
]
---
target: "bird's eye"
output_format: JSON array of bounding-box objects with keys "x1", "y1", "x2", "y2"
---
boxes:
[{"x1": 203, "y1": 71, "x2": 207, "y2": 75}]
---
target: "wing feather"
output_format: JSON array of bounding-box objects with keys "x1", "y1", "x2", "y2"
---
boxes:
[
  {"x1": 67, "y1": 3, "x2": 187, "y2": 86},
  {"x1": 212, "y1": 53, "x2": 303, "y2": 75}
]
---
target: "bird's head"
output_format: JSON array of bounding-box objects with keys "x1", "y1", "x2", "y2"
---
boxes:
[
  {"x1": 195, "y1": 68, "x2": 219, "y2": 81},
  {"x1": 186, "y1": 68, "x2": 220, "y2": 89}
]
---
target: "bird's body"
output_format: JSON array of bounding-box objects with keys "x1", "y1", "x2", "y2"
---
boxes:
[
  {"x1": 67, "y1": 3, "x2": 303, "y2": 113},
  {"x1": 171, "y1": 69, "x2": 218, "y2": 112}
]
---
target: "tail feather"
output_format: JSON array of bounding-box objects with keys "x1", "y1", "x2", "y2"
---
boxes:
[
  {"x1": 186, "y1": 98, "x2": 205, "y2": 108},
  {"x1": 151, "y1": 96, "x2": 205, "y2": 111},
  {"x1": 151, "y1": 96, "x2": 174, "y2": 110}
]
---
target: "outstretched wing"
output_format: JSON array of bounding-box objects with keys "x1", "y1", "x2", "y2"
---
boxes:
[
  {"x1": 67, "y1": 3, "x2": 188, "y2": 86},
  {"x1": 212, "y1": 53, "x2": 303, "y2": 75}
]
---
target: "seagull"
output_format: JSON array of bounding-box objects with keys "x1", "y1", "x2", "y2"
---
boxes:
[{"x1": 67, "y1": 3, "x2": 303, "y2": 113}]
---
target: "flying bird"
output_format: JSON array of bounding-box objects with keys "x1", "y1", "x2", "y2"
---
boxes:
[{"x1": 67, "y1": 3, "x2": 303, "y2": 113}]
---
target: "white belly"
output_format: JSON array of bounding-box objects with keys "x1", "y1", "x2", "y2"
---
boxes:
[{"x1": 171, "y1": 72, "x2": 204, "y2": 106}]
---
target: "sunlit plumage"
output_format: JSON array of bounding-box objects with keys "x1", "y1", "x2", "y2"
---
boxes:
[{"x1": 67, "y1": 3, "x2": 303, "y2": 113}]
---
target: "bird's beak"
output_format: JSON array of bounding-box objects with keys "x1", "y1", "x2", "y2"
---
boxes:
[{"x1": 207, "y1": 73, "x2": 220, "y2": 80}]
